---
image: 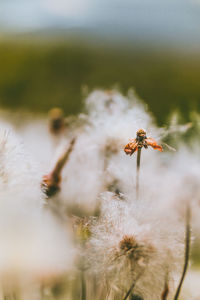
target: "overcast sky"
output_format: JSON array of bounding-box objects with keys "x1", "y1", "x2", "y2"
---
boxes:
[{"x1": 1, "y1": 0, "x2": 200, "y2": 45}]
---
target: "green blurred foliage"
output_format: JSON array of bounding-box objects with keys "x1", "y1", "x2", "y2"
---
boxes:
[{"x1": 1, "y1": 40, "x2": 200, "y2": 125}]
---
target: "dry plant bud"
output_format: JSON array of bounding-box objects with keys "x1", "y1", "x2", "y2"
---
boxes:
[
  {"x1": 42, "y1": 138, "x2": 76, "y2": 197},
  {"x1": 42, "y1": 173, "x2": 61, "y2": 197},
  {"x1": 119, "y1": 235, "x2": 138, "y2": 256},
  {"x1": 48, "y1": 108, "x2": 65, "y2": 135},
  {"x1": 118, "y1": 235, "x2": 154, "y2": 263},
  {"x1": 124, "y1": 129, "x2": 163, "y2": 156}
]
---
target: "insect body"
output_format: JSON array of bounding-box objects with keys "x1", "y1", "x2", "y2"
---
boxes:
[{"x1": 124, "y1": 129, "x2": 163, "y2": 156}]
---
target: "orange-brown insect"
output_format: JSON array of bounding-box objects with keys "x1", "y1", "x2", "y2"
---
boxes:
[{"x1": 124, "y1": 129, "x2": 163, "y2": 156}]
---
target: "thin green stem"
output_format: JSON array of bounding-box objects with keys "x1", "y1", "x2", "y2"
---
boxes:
[
  {"x1": 136, "y1": 148, "x2": 141, "y2": 200},
  {"x1": 173, "y1": 205, "x2": 191, "y2": 300},
  {"x1": 40, "y1": 284, "x2": 45, "y2": 300},
  {"x1": 3, "y1": 292, "x2": 18, "y2": 300},
  {"x1": 81, "y1": 270, "x2": 86, "y2": 300}
]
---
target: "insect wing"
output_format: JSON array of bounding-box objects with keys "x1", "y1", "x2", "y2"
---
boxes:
[
  {"x1": 124, "y1": 139, "x2": 138, "y2": 155},
  {"x1": 145, "y1": 138, "x2": 163, "y2": 152}
]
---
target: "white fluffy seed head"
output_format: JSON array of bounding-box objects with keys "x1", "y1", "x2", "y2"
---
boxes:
[
  {"x1": 0, "y1": 207, "x2": 75, "y2": 281},
  {"x1": 60, "y1": 89, "x2": 159, "y2": 213},
  {"x1": 89, "y1": 192, "x2": 183, "y2": 299},
  {"x1": 0, "y1": 130, "x2": 76, "y2": 285},
  {"x1": 0, "y1": 129, "x2": 44, "y2": 208}
]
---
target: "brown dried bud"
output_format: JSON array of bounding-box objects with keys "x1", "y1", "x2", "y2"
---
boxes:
[
  {"x1": 119, "y1": 235, "x2": 154, "y2": 263},
  {"x1": 48, "y1": 108, "x2": 65, "y2": 135}
]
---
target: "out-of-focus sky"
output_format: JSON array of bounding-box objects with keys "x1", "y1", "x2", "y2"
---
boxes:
[{"x1": 1, "y1": 0, "x2": 200, "y2": 46}]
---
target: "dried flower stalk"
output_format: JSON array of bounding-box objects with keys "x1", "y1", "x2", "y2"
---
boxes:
[
  {"x1": 173, "y1": 205, "x2": 191, "y2": 300},
  {"x1": 123, "y1": 271, "x2": 144, "y2": 300},
  {"x1": 161, "y1": 272, "x2": 169, "y2": 300},
  {"x1": 42, "y1": 137, "x2": 76, "y2": 197}
]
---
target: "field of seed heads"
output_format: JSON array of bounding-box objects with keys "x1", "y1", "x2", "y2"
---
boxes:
[{"x1": 0, "y1": 89, "x2": 200, "y2": 300}]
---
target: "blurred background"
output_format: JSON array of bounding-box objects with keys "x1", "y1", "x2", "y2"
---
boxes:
[{"x1": 1, "y1": 0, "x2": 200, "y2": 125}]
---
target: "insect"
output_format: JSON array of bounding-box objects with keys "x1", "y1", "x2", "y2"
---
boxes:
[{"x1": 124, "y1": 129, "x2": 163, "y2": 156}]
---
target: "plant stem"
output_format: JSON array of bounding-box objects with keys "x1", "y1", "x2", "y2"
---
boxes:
[
  {"x1": 173, "y1": 205, "x2": 191, "y2": 300},
  {"x1": 3, "y1": 292, "x2": 18, "y2": 300},
  {"x1": 52, "y1": 137, "x2": 76, "y2": 177},
  {"x1": 81, "y1": 270, "x2": 86, "y2": 300},
  {"x1": 123, "y1": 271, "x2": 143, "y2": 300},
  {"x1": 136, "y1": 148, "x2": 141, "y2": 200},
  {"x1": 123, "y1": 281, "x2": 136, "y2": 300},
  {"x1": 161, "y1": 276, "x2": 169, "y2": 300}
]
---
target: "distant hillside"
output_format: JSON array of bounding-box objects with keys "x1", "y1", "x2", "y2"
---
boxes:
[{"x1": 0, "y1": 38, "x2": 200, "y2": 124}]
